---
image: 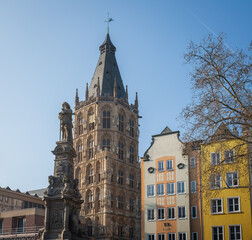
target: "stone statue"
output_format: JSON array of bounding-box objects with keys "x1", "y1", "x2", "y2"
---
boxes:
[{"x1": 59, "y1": 102, "x2": 73, "y2": 143}]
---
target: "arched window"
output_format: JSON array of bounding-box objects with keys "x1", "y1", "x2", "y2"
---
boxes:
[
  {"x1": 87, "y1": 191, "x2": 93, "y2": 213},
  {"x1": 103, "y1": 110, "x2": 111, "y2": 128},
  {"x1": 118, "y1": 113, "x2": 124, "y2": 132},
  {"x1": 88, "y1": 168, "x2": 94, "y2": 185},
  {"x1": 129, "y1": 197, "x2": 134, "y2": 212},
  {"x1": 77, "y1": 115, "x2": 83, "y2": 135},
  {"x1": 88, "y1": 138, "x2": 94, "y2": 159},
  {"x1": 129, "y1": 146, "x2": 134, "y2": 164},
  {"x1": 96, "y1": 162, "x2": 101, "y2": 183},
  {"x1": 118, "y1": 141, "x2": 124, "y2": 160},
  {"x1": 102, "y1": 138, "x2": 111, "y2": 150},
  {"x1": 118, "y1": 170, "x2": 124, "y2": 185},
  {"x1": 77, "y1": 143, "x2": 83, "y2": 162},
  {"x1": 96, "y1": 188, "x2": 101, "y2": 212},
  {"x1": 88, "y1": 108, "x2": 95, "y2": 131},
  {"x1": 129, "y1": 119, "x2": 134, "y2": 137},
  {"x1": 118, "y1": 195, "x2": 124, "y2": 210}
]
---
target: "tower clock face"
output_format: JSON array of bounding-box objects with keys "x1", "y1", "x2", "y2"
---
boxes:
[{"x1": 148, "y1": 167, "x2": 155, "y2": 173}]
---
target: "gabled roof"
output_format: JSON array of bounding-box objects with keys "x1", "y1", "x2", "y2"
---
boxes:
[
  {"x1": 88, "y1": 33, "x2": 126, "y2": 99},
  {"x1": 210, "y1": 122, "x2": 233, "y2": 142}
]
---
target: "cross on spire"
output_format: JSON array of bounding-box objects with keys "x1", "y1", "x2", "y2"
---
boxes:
[{"x1": 105, "y1": 12, "x2": 114, "y2": 34}]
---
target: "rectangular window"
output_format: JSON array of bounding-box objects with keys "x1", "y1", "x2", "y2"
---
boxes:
[
  {"x1": 227, "y1": 197, "x2": 240, "y2": 213},
  {"x1": 226, "y1": 172, "x2": 239, "y2": 187},
  {"x1": 191, "y1": 180, "x2": 196, "y2": 193},
  {"x1": 212, "y1": 226, "x2": 224, "y2": 240},
  {"x1": 192, "y1": 232, "x2": 198, "y2": 240},
  {"x1": 178, "y1": 206, "x2": 186, "y2": 219},
  {"x1": 168, "y1": 207, "x2": 175, "y2": 220},
  {"x1": 17, "y1": 217, "x2": 26, "y2": 233},
  {"x1": 229, "y1": 225, "x2": 241, "y2": 240},
  {"x1": 148, "y1": 234, "x2": 155, "y2": 240},
  {"x1": 177, "y1": 182, "x2": 185, "y2": 194},
  {"x1": 210, "y1": 174, "x2": 222, "y2": 189},
  {"x1": 157, "y1": 208, "x2": 165, "y2": 220},
  {"x1": 211, "y1": 199, "x2": 223, "y2": 214},
  {"x1": 158, "y1": 234, "x2": 165, "y2": 240},
  {"x1": 178, "y1": 232, "x2": 186, "y2": 240},
  {"x1": 224, "y1": 149, "x2": 235, "y2": 163},
  {"x1": 191, "y1": 206, "x2": 197, "y2": 219},
  {"x1": 87, "y1": 226, "x2": 92, "y2": 236},
  {"x1": 190, "y1": 157, "x2": 195, "y2": 168},
  {"x1": 168, "y1": 233, "x2": 176, "y2": 240},
  {"x1": 0, "y1": 219, "x2": 3, "y2": 235},
  {"x1": 147, "y1": 209, "x2": 155, "y2": 221},
  {"x1": 166, "y1": 160, "x2": 173, "y2": 170},
  {"x1": 147, "y1": 185, "x2": 155, "y2": 197},
  {"x1": 158, "y1": 161, "x2": 164, "y2": 172},
  {"x1": 157, "y1": 184, "x2": 165, "y2": 196},
  {"x1": 211, "y1": 152, "x2": 221, "y2": 165},
  {"x1": 167, "y1": 183, "x2": 175, "y2": 195}
]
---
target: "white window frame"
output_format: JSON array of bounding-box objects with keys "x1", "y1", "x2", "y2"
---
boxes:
[
  {"x1": 190, "y1": 157, "x2": 195, "y2": 168},
  {"x1": 191, "y1": 206, "x2": 197, "y2": 219},
  {"x1": 168, "y1": 233, "x2": 176, "y2": 240},
  {"x1": 147, "y1": 185, "x2": 155, "y2": 197},
  {"x1": 226, "y1": 172, "x2": 239, "y2": 187},
  {"x1": 227, "y1": 197, "x2": 240, "y2": 213},
  {"x1": 166, "y1": 160, "x2": 173, "y2": 170},
  {"x1": 192, "y1": 232, "x2": 198, "y2": 240},
  {"x1": 158, "y1": 233, "x2": 165, "y2": 240},
  {"x1": 229, "y1": 225, "x2": 242, "y2": 240},
  {"x1": 178, "y1": 232, "x2": 187, "y2": 240},
  {"x1": 211, "y1": 152, "x2": 221, "y2": 165},
  {"x1": 178, "y1": 206, "x2": 186, "y2": 219},
  {"x1": 147, "y1": 234, "x2": 155, "y2": 240},
  {"x1": 212, "y1": 226, "x2": 224, "y2": 240},
  {"x1": 157, "y1": 208, "x2": 165, "y2": 220},
  {"x1": 167, "y1": 183, "x2": 175, "y2": 195},
  {"x1": 157, "y1": 184, "x2": 165, "y2": 196},
  {"x1": 158, "y1": 161, "x2": 164, "y2": 172},
  {"x1": 211, "y1": 198, "x2": 223, "y2": 214},
  {"x1": 167, "y1": 207, "x2": 176, "y2": 220},
  {"x1": 210, "y1": 174, "x2": 222, "y2": 189},
  {"x1": 147, "y1": 209, "x2": 155, "y2": 221},
  {"x1": 191, "y1": 180, "x2": 196, "y2": 193},
  {"x1": 177, "y1": 181, "x2": 186, "y2": 194}
]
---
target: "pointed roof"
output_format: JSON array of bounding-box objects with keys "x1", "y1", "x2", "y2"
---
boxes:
[
  {"x1": 161, "y1": 126, "x2": 172, "y2": 135},
  {"x1": 210, "y1": 123, "x2": 233, "y2": 141},
  {"x1": 88, "y1": 33, "x2": 126, "y2": 99}
]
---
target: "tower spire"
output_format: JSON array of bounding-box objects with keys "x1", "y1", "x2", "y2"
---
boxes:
[
  {"x1": 135, "y1": 92, "x2": 138, "y2": 109},
  {"x1": 75, "y1": 88, "x2": 79, "y2": 105},
  {"x1": 85, "y1": 83, "x2": 89, "y2": 101}
]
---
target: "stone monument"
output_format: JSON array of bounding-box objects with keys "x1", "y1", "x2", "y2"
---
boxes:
[{"x1": 40, "y1": 102, "x2": 84, "y2": 240}]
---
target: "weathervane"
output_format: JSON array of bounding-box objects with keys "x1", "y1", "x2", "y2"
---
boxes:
[{"x1": 105, "y1": 12, "x2": 114, "y2": 34}]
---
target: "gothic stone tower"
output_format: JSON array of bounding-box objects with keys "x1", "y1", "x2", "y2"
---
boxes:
[{"x1": 73, "y1": 33, "x2": 141, "y2": 240}]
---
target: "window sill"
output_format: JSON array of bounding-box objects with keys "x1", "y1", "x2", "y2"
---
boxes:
[
  {"x1": 157, "y1": 219, "x2": 165, "y2": 221},
  {"x1": 147, "y1": 196, "x2": 156, "y2": 198},
  {"x1": 167, "y1": 193, "x2": 175, "y2": 196},
  {"x1": 211, "y1": 212, "x2": 224, "y2": 215},
  {"x1": 178, "y1": 217, "x2": 187, "y2": 220}
]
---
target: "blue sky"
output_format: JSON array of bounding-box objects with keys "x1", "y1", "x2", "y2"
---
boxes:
[{"x1": 0, "y1": 0, "x2": 251, "y2": 191}]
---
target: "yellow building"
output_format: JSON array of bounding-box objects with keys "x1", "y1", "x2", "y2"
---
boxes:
[{"x1": 201, "y1": 124, "x2": 252, "y2": 240}]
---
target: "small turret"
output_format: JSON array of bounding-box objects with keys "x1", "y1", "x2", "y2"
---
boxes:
[
  {"x1": 125, "y1": 85, "x2": 128, "y2": 103},
  {"x1": 75, "y1": 89, "x2": 79, "y2": 106},
  {"x1": 85, "y1": 83, "x2": 89, "y2": 101},
  {"x1": 135, "y1": 92, "x2": 138, "y2": 109},
  {"x1": 113, "y1": 77, "x2": 117, "y2": 98}
]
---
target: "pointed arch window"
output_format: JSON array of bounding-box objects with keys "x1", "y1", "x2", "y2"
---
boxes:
[
  {"x1": 88, "y1": 168, "x2": 94, "y2": 185},
  {"x1": 88, "y1": 191, "x2": 93, "y2": 212},
  {"x1": 118, "y1": 195, "x2": 124, "y2": 209},
  {"x1": 77, "y1": 115, "x2": 83, "y2": 135},
  {"x1": 118, "y1": 170, "x2": 124, "y2": 185},
  {"x1": 129, "y1": 173, "x2": 134, "y2": 188},
  {"x1": 118, "y1": 141, "x2": 124, "y2": 160},
  {"x1": 88, "y1": 138, "x2": 94, "y2": 159},
  {"x1": 103, "y1": 110, "x2": 111, "y2": 128},
  {"x1": 77, "y1": 143, "x2": 83, "y2": 162},
  {"x1": 129, "y1": 198, "x2": 134, "y2": 212},
  {"x1": 118, "y1": 113, "x2": 124, "y2": 132},
  {"x1": 129, "y1": 119, "x2": 134, "y2": 137},
  {"x1": 88, "y1": 108, "x2": 95, "y2": 131},
  {"x1": 102, "y1": 138, "x2": 111, "y2": 150},
  {"x1": 129, "y1": 146, "x2": 135, "y2": 164}
]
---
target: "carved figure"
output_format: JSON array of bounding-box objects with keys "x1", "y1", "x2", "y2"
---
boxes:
[
  {"x1": 45, "y1": 176, "x2": 56, "y2": 196},
  {"x1": 59, "y1": 102, "x2": 73, "y2": 143},
  {"x1": 51, "y1": 211, "x2": 63, "y2": 229}
]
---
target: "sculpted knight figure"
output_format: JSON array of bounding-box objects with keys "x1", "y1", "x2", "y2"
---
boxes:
[{"x1": 59, "y1": 102, "x2": 73, "y2": 143}]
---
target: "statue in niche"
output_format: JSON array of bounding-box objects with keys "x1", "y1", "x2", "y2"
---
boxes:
[
  {"x1": 59, "y1": 102, "x2": 73, "y2": 143},
  {"x1": 44, "y1": 175, "x2": 56, "y2": 196}
]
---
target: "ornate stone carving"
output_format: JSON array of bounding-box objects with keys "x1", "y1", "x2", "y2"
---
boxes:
[{"x1": 59, "y1": 102, "x2": 73, "y2": 143}]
